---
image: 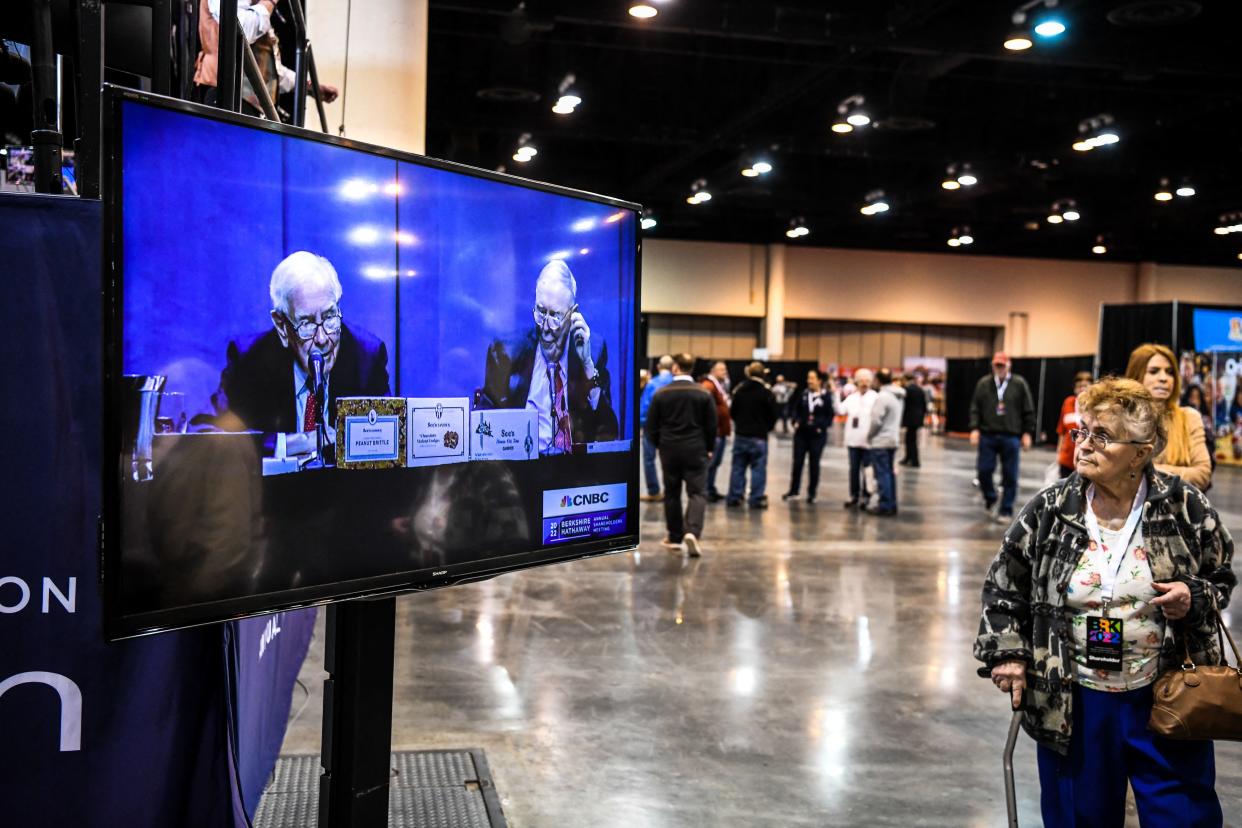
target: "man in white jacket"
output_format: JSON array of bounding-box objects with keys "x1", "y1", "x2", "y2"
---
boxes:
[{"x1": 836, "y1": 368, "x2": 877, "y2": 509}]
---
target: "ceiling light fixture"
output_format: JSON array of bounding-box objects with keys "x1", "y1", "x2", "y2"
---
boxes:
[
  {"x1": 860, "y1": 190, "x2": 889, "y2": 216},
  {"x1": 1154, "y1": 178, "x2": 1174, "y2": 202},
  {"x1": 1176, "y1": 180, "x2": 1196, "y2": 197},
  {"x1": 512, "y1": 133, "x2": 537, "y2": 163},
  {"x1": 640, "y1": 210, "x2": 657, "y2": 231},
  {"x1": 943, "y1": 162, "x2": 978, "y2": 189},
  {"x1": 1007, "y1": 0, "x2": 1066, "y2": 50},
  {"x1": 1047, "y1": 199, "x2": 1080, "y2": 224},
  {"x1": 948, "y1": 226, "x2": 973, "y2": 247},
  {"x1": 687, "y1": 178, "x2": 711, "y2": 205},
  {"x1": 741, "y1": 159, "x2": 773, "y2": 178},
  {"x1": 1092, "y1": 234, "x2": 1108, "y2": 255},
  {"x1": 1214, "y1": 211, "x2": 1242, "y2": 235},
  {"x1": 833, "y1": 95, "x2": 870, "y2": 135},
  {"x1": 551, "y1": 73, "x2": 582, "y2": 115},
  {"x1": 785, "y1": 217, "x2": 810, "y2": 239},
  {"x1": 1073, "y1": 114, "x2": 1119, "y2": 152},
  {"x1": 628, "y1": 4, "x2": 658, "y2": 19}
]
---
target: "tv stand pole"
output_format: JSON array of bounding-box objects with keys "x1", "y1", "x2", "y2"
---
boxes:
[{"x1": 318, "y1": 596, "x2": 397, "y2": 827}]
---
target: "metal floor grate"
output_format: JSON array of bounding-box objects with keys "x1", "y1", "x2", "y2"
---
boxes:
[{"x1": 254, "y1": 749, "x2": 506, "y2": 828}]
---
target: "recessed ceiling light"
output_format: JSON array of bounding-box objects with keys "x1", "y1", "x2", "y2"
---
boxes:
[
  {"x1": 846, "y1": 113, "x2": 871, "y2": 127},
  {"x1": 741, "y1": 168, "x2": 758, "y2": 178},
  {"x1": 1063, "y1": 210, "x2": 1081, "y2": 221},
  {"x1": 957, "y1": 174, "x2": 978, "y2": 186},
  {"x1": 1092, "y1": 245, "x2": 1107, "y2": 255},
  {"x1": 1004, "y1": 35, "x2": 1033, "y2": 51},
  {"x1": 959, "y1": 235, "x2": 974, "y2": 245},
  {"x1": 1154, "y1": 191, "x2": 1173, "y2": 202},
  {"x1": 1176, "y1": 186, "x2": 1196, "y2": 197},
  {"x1": 1213, "y1": 227, "x2": 1230, "y2": 235},
  {"x1": 752, "y1": 161, "x2": 773, "y2": 174},
  {"x1": 941, "y1": 179, "x2": 961, "y2": 190},
  {"x1": 1047, "y1": 214, "x2": 1064, "y2": 224},
  {"x1": 641, "y1": 216, "x2": 657, "y2": 230},
  {"x1": 628, "y1": 4, "x2": 658, "y2": 19},
  {"x1": 831, "y1": 122, "x2": 853, "y2": 134},
  {"x1": 947, "y1": 238, "x2": 961, "y2": 247},
  {"x1": 1072, "y1": 141, "x2": 1092, "y2": 152},
  {"x1": 1033, "y1": 19, "x2": 1066, "y2": 38}
]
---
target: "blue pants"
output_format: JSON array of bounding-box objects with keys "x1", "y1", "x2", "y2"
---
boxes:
[
  {"x1": 1037, "y1": 684, "x2": 1221, "y2": 828},
  {"x1": 870, "y1": 448, "x2": 896, "y2": 512},
  {"x1": 706, "y1": 435, "x2": 728, "y2": 495},
  {"x1": 977, "y1": 432, "x2": 1021, "y2": 514},
  {"x1": 847, "y1": 447, "x2": 871, "y2": 502},
  {"x1": 642, "y1": 431, "x2": 660, "y2": 495},
  {"x1": 727, "y1": 436, "x2": 768, "y2": 505}
]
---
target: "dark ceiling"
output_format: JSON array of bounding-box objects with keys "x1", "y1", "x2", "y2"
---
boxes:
[{"x1": 426, "y1": 0, "x2": 1242, "y2": 267}]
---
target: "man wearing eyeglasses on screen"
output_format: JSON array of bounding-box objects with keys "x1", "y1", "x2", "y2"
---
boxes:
[
  {"x1": 477, "y1": 260, "x2": 618, "y2": 455},
  {"x1": 214, "y1": 251, "x2": 391, "y2": 454}
]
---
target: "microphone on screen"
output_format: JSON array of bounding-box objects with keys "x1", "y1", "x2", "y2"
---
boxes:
[{"x1": 309, "y1": 349, "x2": 325, "y2": 402}]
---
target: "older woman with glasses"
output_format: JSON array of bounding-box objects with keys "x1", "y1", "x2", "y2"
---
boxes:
[{"x1": 975, "y1": 377, "x2": 1235, "y2": 827}]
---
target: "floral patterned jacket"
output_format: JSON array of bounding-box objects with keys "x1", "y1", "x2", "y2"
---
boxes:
[{"x1": 973, "y1": 468, "x2": 1235, "y2": 754}]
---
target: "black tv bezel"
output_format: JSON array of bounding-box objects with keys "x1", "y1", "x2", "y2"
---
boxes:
[{"x1": 101, "y1": 86, "x2": 643, "y2": 641}]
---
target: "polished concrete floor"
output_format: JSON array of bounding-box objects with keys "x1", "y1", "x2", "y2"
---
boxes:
[{"x1": 279, "y1": 433, "x2": 1242, "y2": 827}]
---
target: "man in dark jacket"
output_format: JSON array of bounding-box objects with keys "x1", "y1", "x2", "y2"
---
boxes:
[
  {"x1": 725, "y1": 362, "x2": 779, "y2": 508},
  {"x1": 900, "y1": 372, "x2": 929, "y2": 467},
  {"x1": 646, "y1": 353, "x2": 717, "y2": 557},
  {"x1": 782, "y1": 369, "x2": 833, "y2": 503},
  {"x1": 969, "y1": 352, "x2": 1035, "y2": 522}
]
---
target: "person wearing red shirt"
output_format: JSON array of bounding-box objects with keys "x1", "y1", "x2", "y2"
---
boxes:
[{"x1": 1056, "y1": 371, "x2": 1093, "y2": 477}]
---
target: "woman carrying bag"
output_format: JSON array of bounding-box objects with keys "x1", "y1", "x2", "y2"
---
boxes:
[{"x1": 974, "y1": 377, "x2": 1235, "y2": 827}]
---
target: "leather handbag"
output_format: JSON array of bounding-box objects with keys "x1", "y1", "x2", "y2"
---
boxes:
[{"x1": 1149, "y1": 612, "x2": 1242, "y2": 741}]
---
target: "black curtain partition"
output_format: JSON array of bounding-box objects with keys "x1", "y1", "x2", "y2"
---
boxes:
[
  {"x1": 1097, "y1": 303, "x2": 1175, "y2": 377},
  {"x1": 946, "y1": 355, "x2": 1094, "y2": 444}
]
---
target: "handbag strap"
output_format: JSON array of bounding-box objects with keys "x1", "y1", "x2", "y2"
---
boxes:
[{"x1": 1179, "y1": 609, "x2": 1241, "y2": 671}]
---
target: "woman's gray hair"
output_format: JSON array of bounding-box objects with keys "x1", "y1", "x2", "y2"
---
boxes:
[
  {"x1": 1077, "y1": 377, "x2": 1168, "y2": 462},
  {"x1": 269, "y1": 251, "x2": 343, "y2": 314}
]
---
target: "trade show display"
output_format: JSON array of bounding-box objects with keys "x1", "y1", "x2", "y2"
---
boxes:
[
  {"x1": 1098, "y1": 301, "x2": 1242, "y2": 466},
  {"x1": 100, "y1": 88, "x2": 642, "y2": 639}
]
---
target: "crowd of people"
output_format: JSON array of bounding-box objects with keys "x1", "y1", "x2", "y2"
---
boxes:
[
  {"x1": 644, "y1": 343, "x2": 1236, "y2": 825},
  {"x1": 639, "y1": 354, "x2": 941, "y2": 554}
]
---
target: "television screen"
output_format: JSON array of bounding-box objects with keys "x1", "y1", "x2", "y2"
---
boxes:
[{"x1": 102, "y1": 89, "x2": 640, "y2": 639}]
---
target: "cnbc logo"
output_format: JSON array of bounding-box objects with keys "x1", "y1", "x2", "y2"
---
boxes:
[
  {"x1": 544, "y1": 483, "x2": 627, "y2": 518},
  {"x1": 560, "y1": 492, "x2": 610, "y2": 508}
]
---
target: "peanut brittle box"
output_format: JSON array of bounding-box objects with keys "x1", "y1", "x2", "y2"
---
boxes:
[{"x1": 335, "y1": 397, "x2": 407, "y2": 469}]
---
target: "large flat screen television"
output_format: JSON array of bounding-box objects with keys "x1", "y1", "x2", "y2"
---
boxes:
[{"x1": 101, "y1": 88, "x2": 641, "y2": 639}]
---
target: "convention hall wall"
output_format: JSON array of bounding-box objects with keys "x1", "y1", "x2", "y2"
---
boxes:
[{"x1": 641, "y1": 239, "x2": 1241, "y2": 358}]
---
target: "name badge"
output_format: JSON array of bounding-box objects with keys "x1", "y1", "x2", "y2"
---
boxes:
[
  {"x1": 1086, "y1": 615, "x2": 1124, "y2": 671},
  {"x1": 996, "y1": 401, "x2": 1007, "y2": 416},
  {"x1": 851, "y1": 417, "x2": 859, "y2": 428}
]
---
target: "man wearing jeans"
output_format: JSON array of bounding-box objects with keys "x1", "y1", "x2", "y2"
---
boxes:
[
  {"x1": 969, "y1": 352, "x2": 1035, "y2": 523},
  {"x1": 864, "y1": 369, "x2": 905, "y2": 516},
  {"x1": 837, "y1": 368, "x2": 877, "y2": 509},
  {"x1": 639, "y1": 355, "x2": 674, "y2": 501},
  {"x1": 725, "y1": 362, "x2": 778, "y2": 508}
]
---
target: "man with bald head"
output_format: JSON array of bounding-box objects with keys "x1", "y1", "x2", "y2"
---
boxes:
[
  {"x1": 215, "y1": 250, "x2": 391, "y2": 442},
  {"x1": 478, "y1": 260, "x2": 617, "y2": 454}
]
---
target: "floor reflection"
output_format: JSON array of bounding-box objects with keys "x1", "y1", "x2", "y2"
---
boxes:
[{"x1": 281, "y1": 436, "x2": 1242, "y2": 827}]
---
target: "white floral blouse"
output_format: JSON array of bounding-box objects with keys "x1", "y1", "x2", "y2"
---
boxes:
[{"x1": 1064, "y1": 524, "x2": 1164, "y2": 691}]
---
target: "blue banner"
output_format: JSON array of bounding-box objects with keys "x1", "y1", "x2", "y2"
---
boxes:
[
  {"x1": 1193, "y1": 307, "x2": 1242, "y2": 352},
  {"x1": 0, "y1": 193, "x2": 311, "y2": 826}
]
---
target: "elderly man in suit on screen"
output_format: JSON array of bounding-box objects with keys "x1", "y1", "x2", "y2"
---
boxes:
[
  {"x1": 477, "y1": 260, "x2": 618, "y2": 455},
  {"x1": 214, "y1": 250, "x2": 391, "y2": 453}
]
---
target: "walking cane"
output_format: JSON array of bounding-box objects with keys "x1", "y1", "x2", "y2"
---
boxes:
[{"x1": 1003, "y1": 688, "x2": 1024, "y2": 828}]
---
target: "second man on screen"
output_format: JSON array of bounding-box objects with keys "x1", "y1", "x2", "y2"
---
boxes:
[{"x1": 783, "y1": 370, "x2": 833, "y2": 504}]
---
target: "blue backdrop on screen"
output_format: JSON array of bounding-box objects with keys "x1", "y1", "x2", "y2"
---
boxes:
[{"x1": 121, "y1": 101, "x2": 636, "y2": 432}]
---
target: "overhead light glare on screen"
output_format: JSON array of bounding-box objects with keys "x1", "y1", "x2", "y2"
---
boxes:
[
  {"x1": 579, "y1": 248, "x2": 590, "y2": 255},
  {"x1": 571, "y1": 218, "x2": 596, "y2": 232},
  {"x1": 604, "y1": 211, "x2": 626, "y2": 223},
  {"x1": 383, "y1": 181, "x2": 403, "y2": 196},
  {"x1": 348, "y1": 225, "x2": 381, "y2": 245},
  {"x1": 339, "y1": 178, "x2": 378, "y2": 201},
  {"x1": 394, "y1": 231, "x2": 417, "y2": 245},
  {"x1": 548, "y1": 250, "x2": 573, "y2": 261}
]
